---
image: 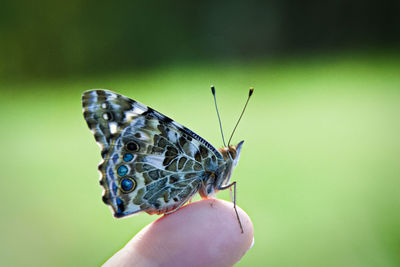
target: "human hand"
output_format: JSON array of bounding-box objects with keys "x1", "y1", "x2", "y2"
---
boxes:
[{"x1": 104, "y1": 199, "x2": 254, "y2": 267}]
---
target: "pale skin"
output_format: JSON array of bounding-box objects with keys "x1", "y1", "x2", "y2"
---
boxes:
[{"x1": 104, "y1": 199, "x2": 254, "y2": 267}]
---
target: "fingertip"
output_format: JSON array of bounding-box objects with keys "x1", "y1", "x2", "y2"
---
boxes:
[
  {"x1": 104, "y1": 199, "x2": 254, "y2": 267},
  {"x1": 187, "y1": 199, "x2": 254, "y2": 265}
]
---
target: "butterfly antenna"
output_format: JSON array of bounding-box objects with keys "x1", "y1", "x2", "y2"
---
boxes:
[
  {"x1": 211, "y1": 85, "x2": 226, "y2": 147},
  {"x1": 227, "y1": 88, "x2": 254, "y2": 146}
]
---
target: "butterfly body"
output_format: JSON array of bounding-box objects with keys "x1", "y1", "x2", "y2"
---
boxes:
[{"x1": 82, "y1": 90, "x2": 243, "y2": 218}]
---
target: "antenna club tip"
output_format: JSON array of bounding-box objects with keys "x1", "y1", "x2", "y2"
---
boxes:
[
  {"x1": 211, "y1": 85, "x2": 215, "y2": 95},
  {"x1": 249, "y1": 87, "x2": 254, "y2": 97}
]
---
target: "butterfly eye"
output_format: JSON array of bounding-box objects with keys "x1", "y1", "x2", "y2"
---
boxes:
[
  {"x1": 120, "y1": 177, "x2": 136, "y2": 193},
  {"x1": 126, "y1": 141, "x2": 139, "y2": 152},
  {"x1": 228, "y1": 147, "x2": 237, "y2": 159}
]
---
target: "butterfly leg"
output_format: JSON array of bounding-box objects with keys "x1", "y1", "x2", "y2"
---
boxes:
[
  {"x1": 218, "y1": 181, "x2": 244, "y2": 233},
  {"x1": 229, "y1": 186, "x2": 234, "y2": 203}
]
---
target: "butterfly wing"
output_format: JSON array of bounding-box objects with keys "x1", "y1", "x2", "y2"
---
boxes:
[{"x1": 82, "y1": 89, "x2": 224, "y2": 217}]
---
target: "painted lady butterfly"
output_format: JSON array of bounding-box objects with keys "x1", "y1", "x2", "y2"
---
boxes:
[{"x1": 82, "y1": 87, "x2": 253, "y2": 232}]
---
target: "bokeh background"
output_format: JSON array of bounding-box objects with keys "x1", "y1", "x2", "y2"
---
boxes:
[{"x1": 1, "y1": 1, "x2": 400, "y2": 266}]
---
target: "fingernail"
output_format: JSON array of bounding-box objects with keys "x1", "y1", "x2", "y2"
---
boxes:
[{"x1": 248, "y1": 237, "x2": 255, "y2": 250}]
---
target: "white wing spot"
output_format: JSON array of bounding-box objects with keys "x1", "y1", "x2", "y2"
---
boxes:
[
  {"x1": 167, "y1": 130, "x2": 177, "y2": 143},
  {"x1": 110, "y1": 122, "x2": 118, "y2": 134},
  {"x1": 133, "y1": 106, "x2": 146, "y2": 114}
]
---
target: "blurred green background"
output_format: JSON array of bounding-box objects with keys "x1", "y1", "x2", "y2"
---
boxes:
[{"x1": 1, "y1": 1, "x2": 400, "y2": 266}]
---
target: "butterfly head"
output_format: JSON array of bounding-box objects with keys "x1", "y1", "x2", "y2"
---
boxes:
[
  {"x1": 209, "y1": 140, "x2": 244, "y2": 193},
  {"x1": 219, "y1": 140, "x2": 244, "y2": 167}
]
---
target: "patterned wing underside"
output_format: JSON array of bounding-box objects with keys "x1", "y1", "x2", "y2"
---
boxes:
[{"x1": 82, "y1": 90, "x2": 224, "y2": 217}]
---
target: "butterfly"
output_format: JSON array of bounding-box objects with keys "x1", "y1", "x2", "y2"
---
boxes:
[{"x1": 82, "y1": 87, "x2": 253, "y2": 232}]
